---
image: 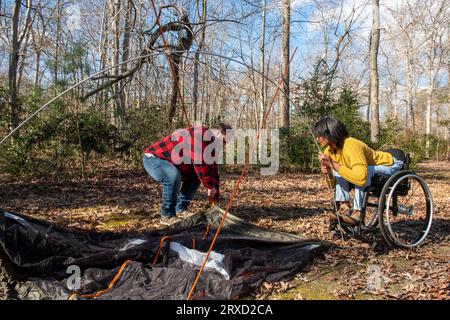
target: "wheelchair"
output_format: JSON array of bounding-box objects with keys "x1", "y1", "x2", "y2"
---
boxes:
[{"x1": 329, "y1": 149, "x2": 434, "y2": 250}]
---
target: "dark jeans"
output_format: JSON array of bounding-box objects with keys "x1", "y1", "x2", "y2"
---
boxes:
[{"x1": 143, "y1": 155, "x2": 200, "y2": 217}]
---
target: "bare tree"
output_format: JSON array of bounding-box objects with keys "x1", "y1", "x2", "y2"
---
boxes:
[
  {"x1": 8, "y1": 0, "x2": 32, "y2": 136},
  {"x1": 112, "y1": 0, "x2": 121, "y2": 126},
  {"x1": 369, "y1": 0, "x2": 380, "y2": 143},
  {"x1": 280, "y1": 0, "x2": 290, "y2": 130},
  {"x1": 118, "y1": 0, "x2": 135, "y2": 126},
  {"x1": 418, "y1": 0, "x2": 448, "y2": 155},
  {"x1": 259, "y1": 0, "x2": 267, "y2": 130},
  {"x1": 31, "y1": 1, "x2": 51, "y2": 89},
  {"x1": 53, "y1": 0, "x2": 62, "y2": 84},
  {"x1": 380, "y1": 44, "x2": 400, "y2": 120},
  {"x1": 82, "y1": 5, "x2": 193, "y2": 127},
  {"x1": 192, "y1": 0, "x2": 208, "y2": 121}
]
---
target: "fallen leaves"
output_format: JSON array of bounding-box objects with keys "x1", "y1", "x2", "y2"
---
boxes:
[{"x1": 0, "y1": 160, "x2": 449, "y2": 300}]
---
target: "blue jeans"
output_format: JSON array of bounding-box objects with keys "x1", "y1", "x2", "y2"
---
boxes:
[
  {"x1": 143, "y1": 156, "x2": 200, "y2": 217},
  {"x1": 334, "y1": 157, "x2": 404, "y2": 210}
]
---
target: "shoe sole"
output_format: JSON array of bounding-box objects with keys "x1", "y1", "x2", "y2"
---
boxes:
[
  {"x1": 160, "y1": 219, "x2": 181, "y2": 226},
  {"x1": 178, "y1": 212, "x2": 196, "y2": 219}
]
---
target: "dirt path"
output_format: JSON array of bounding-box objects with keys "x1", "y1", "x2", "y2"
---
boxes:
[{"x1": 0, "y1": 161, "x2": 448, "y2": 300}]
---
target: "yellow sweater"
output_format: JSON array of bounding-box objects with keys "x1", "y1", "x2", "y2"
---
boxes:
[{"x1": 324, "y1": 137, "x2": 393, "y2": 187}]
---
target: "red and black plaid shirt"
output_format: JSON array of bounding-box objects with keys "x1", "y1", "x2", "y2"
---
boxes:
[{"x1": 144, "y1": 126, "x2": 220, "y2": 200}]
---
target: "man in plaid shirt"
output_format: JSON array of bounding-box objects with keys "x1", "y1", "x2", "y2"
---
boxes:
[{"x1": 143, "y1": 123, "x2": 232, "y2": 226}]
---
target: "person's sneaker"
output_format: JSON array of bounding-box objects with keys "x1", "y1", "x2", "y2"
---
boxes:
[
  {"x1": 329, "y1": 203, "x2": 350, "y2": 221},
  {"x1": 337, "y1": 210, "x2": 361, "y2": 226},
  {"x1": 160, "y1": 215, "x2": 182, "y2": 226},
  {"x1": 177, "y1": 210, "x2": 196, "y2": 219}
]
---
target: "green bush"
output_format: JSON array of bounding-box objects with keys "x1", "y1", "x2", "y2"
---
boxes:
[
  {"x1": 330, "y1": 88, "x2": 370, "y2": 144},
  {"x1": 63, "y1": 111, "x2": 121, "y2": 157},
  {"x1": 286, "y1": 83, "x2": 369, "y2": 171},
  {"x1": 0, "y1": 91, "x2": 124, "y2": 177},
  {"x1": 119, "y1": 105, "x2": 171, "y2": 165},
  {"x1": 279, "y1": 124, "x2": 318, "y2": 171}
]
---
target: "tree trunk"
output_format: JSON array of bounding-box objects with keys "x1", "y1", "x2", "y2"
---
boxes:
[
  {"x1": 445, "y1": 126, "x2": 449, "y2": 161},
  {"x1": 369, "y1": 0, "x2": 380, "y2": 144},
  {"x1": 259, "y1": 0, "x2": 267, "y2": 129},
  {"x1": 168, "y1": 54, "x2": 182, "y2": 126},
  {"x1": 34, "y1": 50, "x2": 41, "y2": 88},
  {"x1": 280, "y1": 0, "x2": 290, "y2": 131},
  {"x1": 425, "y1": 83, "x2": 433, "y2": 156},
  {"x1": 391, "y1": 54, "x2": 399, "y2": 119},
  {"x1": 120, "y1": 0, "x2": 133, "y2": 127},
  {"x1": 8, "y1": 0, "x2": 22, "y2": 135},
  {"x1": 17, "y1": 26, "x2": 31, "y2": 93},
  {"x1": 54, "y1": 0, "x2": 61, "y2": 84},
  {"x1": 405, "y1": 52, "x2": 415, "y2": 131},
  {"x1": 393, "y1": 63, "x2": 398, "y2": 119},
  {"x1": 112, "y1": 0, "x2": 121, "y2": 127},
  {"x1": 99, "y1": 0, "x2": 109, "y2": 107},
  {"x1": 192, "y1": 0, "x2": 208, "y2": 122},
  {"x1": 166, "y1": 14, "x2": 194, "y2": 127}
]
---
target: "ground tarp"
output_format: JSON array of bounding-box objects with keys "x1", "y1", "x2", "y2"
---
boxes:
[{"x1": 0, "y1": 206, "x2": 330, "y2": 300}]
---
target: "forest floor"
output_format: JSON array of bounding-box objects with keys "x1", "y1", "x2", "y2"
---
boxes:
[{"x1": 0, "y1": 161, "x2": 448, "y2": 300}]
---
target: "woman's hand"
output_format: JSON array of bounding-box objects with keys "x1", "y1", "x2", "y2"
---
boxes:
[
  {"x1": 207, "y1": 187, "x2": 218, "y2": 203},
  {"x1": 319, "y1": 153, "x2": 340, "y2": 172},
  {"x1": 319, "y1": 153, "x2": 332, "y2": 167}
]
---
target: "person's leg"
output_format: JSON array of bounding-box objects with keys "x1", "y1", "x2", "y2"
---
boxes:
[
  {"x1": 353, "y1": 186, "x2": 366, "y2": 211},
  {"x1": 352, "y1": 166, "x2": 374, "y2": 211},
  {"x1": 372, "y1": 157, "x2": 404, "y2": 176},
  {"x1": 143, "y1": 156, "x2": 181, "y2": 218},
  {"x1": 176, "y1": 171, "x2": 201, "y2": 213},
  {"x1": 356, "y1": 158, "x2": 403, "y2": 211},
  {"x1": 333, "y1": 171, "x2": 350, "y2": 206}
]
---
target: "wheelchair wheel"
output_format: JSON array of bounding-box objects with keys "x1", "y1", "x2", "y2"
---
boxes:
[{"x1": 378, "y1": 171, "x2": 433, "y2": 249}]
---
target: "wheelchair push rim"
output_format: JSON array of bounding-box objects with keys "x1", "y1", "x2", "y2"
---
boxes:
[{"x1": 380, "y1": 172, "x2": 433, "y2": 249}]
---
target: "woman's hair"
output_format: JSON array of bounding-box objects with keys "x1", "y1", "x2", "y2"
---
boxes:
[
  {"x1": 312, "y1": 116, "x2": 349, "y2": 150},
  {"x1": 211, "y1": 122, "x2": 232, "y2": 135}
]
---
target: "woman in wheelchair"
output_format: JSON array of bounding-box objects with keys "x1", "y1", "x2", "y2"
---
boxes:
[{"x1": 313, "y1": 116, "x2": 404, "y2": 226}]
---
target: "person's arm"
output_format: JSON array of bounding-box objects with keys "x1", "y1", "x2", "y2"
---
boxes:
[
  {"x1": 191, "y1": 126, "x2": 220, "y2": 202},
  {"x1": 319, "y1": 153, "x2": 341, "y2": 172},
  {"x1": 319, "y1": 143, "x2": 368, "y2": 187},
  {"x1": 319, "y1": 150, "x2": 335, "y2": 189},
  {"x1": 336, "y1": 142, "x2": 368, "y2": 187},
  {"x1": 194, "y1": 163, "x2": 220, "y2": 202},
  {"x1": 337, "y1": 163, "x2": 368, "y2": 187}
]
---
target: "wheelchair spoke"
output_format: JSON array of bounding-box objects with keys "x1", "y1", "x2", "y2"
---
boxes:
[{"x1": 383, "y1": 174, "x2": 433, "y2": 248}]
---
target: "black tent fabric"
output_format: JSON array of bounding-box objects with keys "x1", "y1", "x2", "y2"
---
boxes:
[{"x1": 0, "y1": 206, "x2": 330, "y2": 300}]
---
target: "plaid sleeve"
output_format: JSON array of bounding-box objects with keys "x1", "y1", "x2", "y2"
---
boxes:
[
  {"x1": 194, "y1": 163, "x2": 219, "y2": 190},
  {"x1": 191, "y1": 126, "x2": 220, "y2": 200},
  {"x1": 194, "y1": 163, "x2": 220, "y2": 199}
]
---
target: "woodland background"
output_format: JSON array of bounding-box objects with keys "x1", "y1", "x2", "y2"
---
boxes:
[
  {"x1": 0, "y1": 0, "x2": 449, "y2": 300},
  {"x1": 0, "y1": 0, "x2": 448, "y2": 177}
]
